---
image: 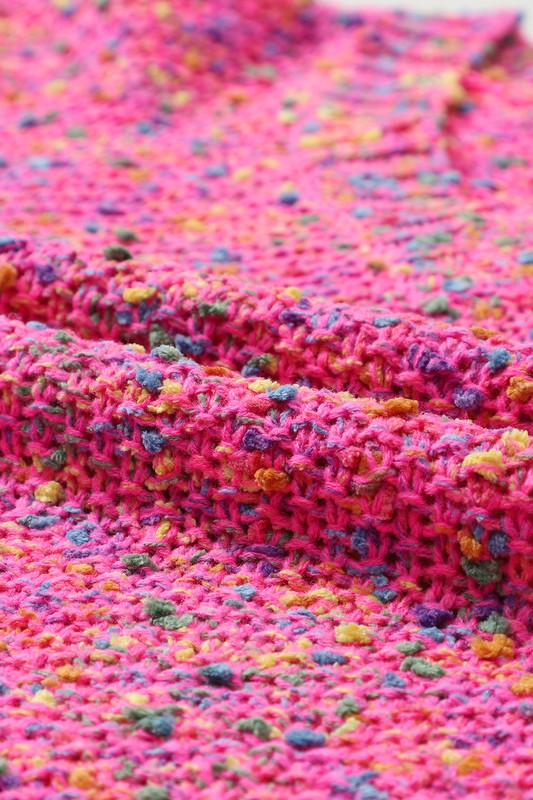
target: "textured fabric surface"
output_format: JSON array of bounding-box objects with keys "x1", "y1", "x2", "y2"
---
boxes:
[
  {"x1": 0, "y1": 2, "x2": 533, "y2": 799},
  {"x1": 327, "y1": 0, "x2": 533, "y2": 41}
]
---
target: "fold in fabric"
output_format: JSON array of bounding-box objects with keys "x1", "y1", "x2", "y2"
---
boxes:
[
  {"x1": 0, "y1": 311, "x2": 531, "y2": 603},
  {"x1": 2, "y1": 237, "x2": 533, "y2": 430}
]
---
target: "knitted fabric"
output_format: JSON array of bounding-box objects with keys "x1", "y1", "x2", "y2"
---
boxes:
[{"x1": 0, "y1": 2, "x2": 533, "y2": 799}]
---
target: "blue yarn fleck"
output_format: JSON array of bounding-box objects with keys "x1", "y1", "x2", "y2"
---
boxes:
[
  {"x1": 488, "y1": 531, "x2": 509, "y2": 557},
  {"x1": 443, "y1": 276, "x2": 473, "y2": 292},
  {"x1": 139, "y1": 715, "x2": 175, "y2": 738},
  {"x1": 211, "y1": 246, "x2": 239, "y2": 263},
  {"x1": 17, "y1": 514, "x2": 60, "y2": 529},
  {"x1": 199, "y1": 663, "x2": 234, "y2": 687},
  {"x1": 285, "y1": 729, "x2": 326, "y2": 749},
  {"x1": 383, "y1": 672, "x2": 407, "y2": 688},
  {"x1": 141, "y1": 430, "x2": 168, "y2": 454},
  {"x1": 420, "y1": 627, "x2": 445, "y2": 643},
  {"x1": 372, "y1": 316, "x2": 400, "y2": 328},
  {"x1": 374, "y1": 589, "x2": 397, "y2": 603},
  {"x1": 487, "y1": 348, "x2": 511, "y2": 372},
  {"x1": 175, "y1": 334, "x2": 207, "y2": 356},
  {"x1": 312, "y1": 650, "x2": 348, "y2": 666},
  {"x1": 517, "y1": 250, "x2": 533, "y2": 265},
  {"x1": 279, "y1": 190, "x2": 300, "y2": 205},
  {"x1": 65, "y1": 528, "x2": 92, "y2": 545},
  {"x1": 352, "y1": 206, "x2": 373, "y2": 218},
  {"x1": 136, "y1": 367, "x2": 163, "y2": 393},
  {"x1": 205, "y1": 163, "x2": 228, "y2": 178},
  {"x1": 267, "y1": 384, "x2": 298, "y2": 402},
  {"x1": 235, "y1": 584, "x2": 257, "y2": 601}
]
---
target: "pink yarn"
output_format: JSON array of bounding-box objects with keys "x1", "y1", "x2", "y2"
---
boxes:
[{"x1": 0, "y1": 3, "x2": 532, "y2": 799}]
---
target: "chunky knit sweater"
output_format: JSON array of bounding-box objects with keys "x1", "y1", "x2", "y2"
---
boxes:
[{"x1": 0, "y1": 3, "x2": 532, "y2": 799}]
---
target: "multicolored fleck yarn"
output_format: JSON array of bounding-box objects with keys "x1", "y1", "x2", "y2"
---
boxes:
[{"x1": 0, "y1": 2, "x2": 533, "y2": 799}]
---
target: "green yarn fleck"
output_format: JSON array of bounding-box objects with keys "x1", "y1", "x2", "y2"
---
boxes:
[
  {"x1": 236, "y1": 717, "x2": 272, "y2": 740},
  {"x1": 154, "y1": 345, "x2": 183, "y2": 362},
  {"x1": 121, "y1": 553, "x2": 158, "y2": 573},
  {"x1": 113, "y1": 759, "x2": 135, "y2": 780},
  {"x1": 335, "y1": 697, "x2": 360, "y2": 718},
  {"x1": 144, "y1": 597, "x2": 177, "y2": 620},
  {"x1": 155, "y1": 613, "x2": 195, "y2": 630},
  {"x1": 103, "y1": 244, "x2": 133, "y2": 262},
  {"x1": 395, "y1": 641, "x2": 426, "y2": 656},
  {"x1": 148, "y1": 324, "x2": 175, "y2": 348},
  {"x1": 461, "y1": 558, "x2": 502, "y2": 585},
  {"x1": 115, "y1": 227, "x2": 138, "y2": 243},
  {"x1": 479, "y1": 613, "x2": 511, "y2": 634},
  {"x1": 421, "y1": 296, "x2": 450, "y2": 315},
  {"x1": 135, "y1": 787, "x2": 170, "y2": 800},
  {"x1": 198, "y1": 299, "x2": 229, "y2": 318},
  {"x1": 401, "y1": 657, "x2": 446, "y2": 679}
]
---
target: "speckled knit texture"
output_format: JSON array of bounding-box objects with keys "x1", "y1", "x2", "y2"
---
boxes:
[{"x1": 0, "y1": 2, "x2": 533, "y2": 799}]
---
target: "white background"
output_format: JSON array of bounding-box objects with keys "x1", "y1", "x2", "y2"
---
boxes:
[{"x1": 325, "y1": 1, "x2": 533, "y2": 40}]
